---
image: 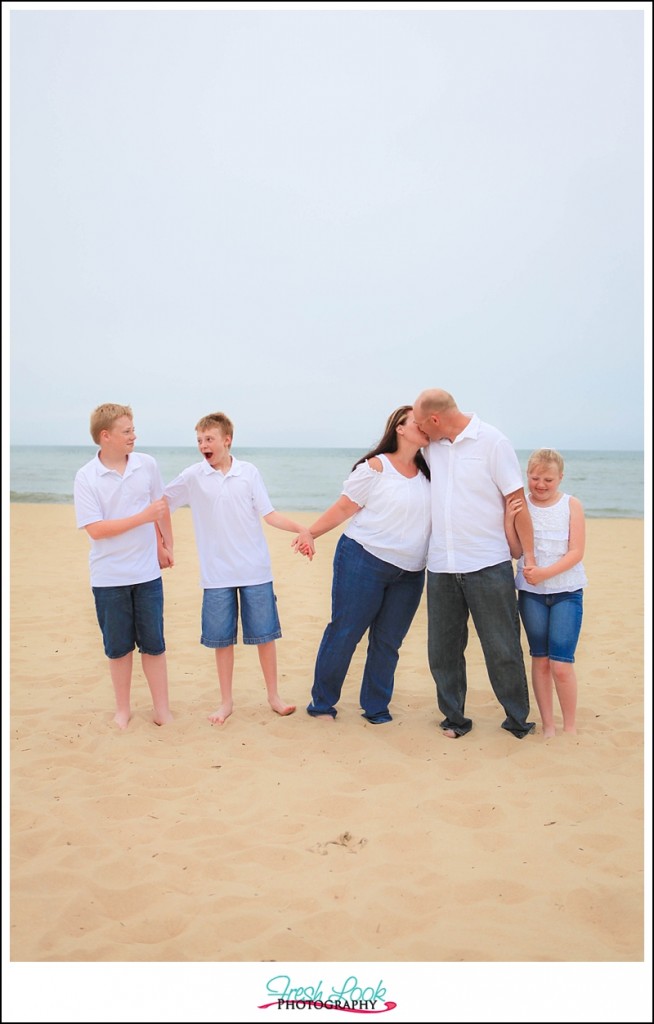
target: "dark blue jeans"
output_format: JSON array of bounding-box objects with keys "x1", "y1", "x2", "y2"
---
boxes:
[
  {"x1": 426, "y1": 562, "x2": 534, "y2": 738},
  {"x1": 307, "y1": 535, "x2": 425, "y2": 723},
  {"x1": 92, "y1": 577, "x2": 165, "y2": 659}
]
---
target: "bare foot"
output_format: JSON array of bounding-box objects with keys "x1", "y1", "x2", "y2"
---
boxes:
[
  {"x1": 153, "y1": 710, "x2": 174, "y2": 726},
  {"x1": 209, "y1": 702, "x2": 233, "y2": 724},
  {"x1": 442, "y1": 728, "x2": 460, "y2": 739},
  {"x1": 311, "y1": 714, "x2": 335, "y2": 721},
  {"x1": 542, "y1": 725, "x2": 556, "y2": 739},
  {"x1": 269, "y1": 696, "x2": 296, "y2": 717},
  {"x1": 563, "y1": 726, "x2": 577, "y2": 735},
  {"x1": 113, "y1": 710, "x2": 131, "y2": 729}
]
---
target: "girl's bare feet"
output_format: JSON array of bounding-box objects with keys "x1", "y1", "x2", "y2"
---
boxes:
[{"x1": 113, "y1": 710, "x2": 131, "y2": 729}]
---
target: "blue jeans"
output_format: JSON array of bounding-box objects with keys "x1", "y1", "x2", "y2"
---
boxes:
[
  {"x1": 92, "y1": 577, "x2": 165, "y2": 659},
  {"x1": 518, "y1": 589, "x2": 583, "y2": 663},
  {"x1": 426, "y1": 562, "x2": 534, "y2": 738},
  {"x1": 307, "y1": 535, "x2": 425, "y2": 723}
]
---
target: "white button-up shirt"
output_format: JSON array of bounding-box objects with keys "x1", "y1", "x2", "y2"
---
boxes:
[{"x1": 426, "y1": 414, "x2": 523, "y2": 573}]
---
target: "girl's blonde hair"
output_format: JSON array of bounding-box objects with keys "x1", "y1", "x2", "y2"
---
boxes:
[{"x1": 527, "y1": 448, "x2": 564, "y2": 474}]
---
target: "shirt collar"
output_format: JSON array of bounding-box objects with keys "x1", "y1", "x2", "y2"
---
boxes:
[
  {"x1": 200, "y1": 454, "x2": 243, "y2": 477},
  {"x1": 95, "y1": 450, "x2": 139, "y2": 476},
  {"x1": 437, "y1": 412, "x2": 479, "y2": 445}
]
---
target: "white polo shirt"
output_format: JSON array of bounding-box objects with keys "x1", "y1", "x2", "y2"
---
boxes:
[
  {"x1": 164, "y1": 457, "x2": 275, "y2": 588},
  {"x1": 74, "y1": 451, "x2": 164, "y2": 587},
  {"x1": 426, "y1": 414, "x2": 523, "y2": 573}
]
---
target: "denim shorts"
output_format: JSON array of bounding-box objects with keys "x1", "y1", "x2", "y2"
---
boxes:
[
  {"x1": 518, "y1": 589, "x2": 583, "y2": 663},
  {"x1": 93, "y1": 577, "x2": 165, "y2": 659},
  {"x1": 201, "y1": 582, "x2": 282, "y2": 648}
]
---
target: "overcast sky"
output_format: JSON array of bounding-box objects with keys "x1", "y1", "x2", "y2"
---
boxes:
[{"x1": 6, "y1": 3, "x2": 648, "y2": 451}]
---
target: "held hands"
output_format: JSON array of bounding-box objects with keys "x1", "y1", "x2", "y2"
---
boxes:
[
  {"x1": 505, "y1": 496, "x2": 523, "y2": 521},
  {"x1": 157, "y1": 537, "x2": 174, "y2": 569},
  {"x1": 291, "y1": 528, "x2": 316, "y2": 561},
  {"x1": 158, "y1": 544, "x2": 174, "y2": 569}
]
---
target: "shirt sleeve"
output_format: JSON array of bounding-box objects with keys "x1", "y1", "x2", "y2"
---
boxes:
[
  {"x1": 73, "y1": 469, "x2": 103, "y2": 528},
  {"x1": 492, "y1": 438, "x2": 524, "y2": 496},
  {"x1": 250, "y1": 467, "x2": 275, "y2": 517},
  {"x1": 164, "y1": 471, "x2": 191, "y2": 513},
  {"x1": 341, "y1": 461, "x2": 378, "y2": 508}
]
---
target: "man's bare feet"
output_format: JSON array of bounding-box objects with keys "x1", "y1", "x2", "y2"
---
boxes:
[
  {"x1": 153, "y1": 710, "x2": 174, "y2": 726},
  {"x1": 113, "y1": 710, "x2": 131, "y2": 729},
  {"x1": 209, "y1": 702, "x2": 233, "y2": 724},
  {"x1": 269, "y1": 696, "x2": 296, "y2": 716}
]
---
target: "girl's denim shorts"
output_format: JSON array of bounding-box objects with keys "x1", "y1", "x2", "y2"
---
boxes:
[
  {"x1": 201, "y1": 582, "x2": 282, "y2": 648},
  {"x1": 518, "y1": 589, "x2": 583, "y2": 663}
]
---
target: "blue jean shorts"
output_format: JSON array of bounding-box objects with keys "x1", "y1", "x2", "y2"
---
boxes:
[
  {"x1": 518, "y1": 589, "x2": 583, "y2": 663},
  {"x1": 92, "y1": 577, "x2": 165, "y2": 659},
  {"x1": 201, "y1": 582, "x2": 282, "y2": 648}
]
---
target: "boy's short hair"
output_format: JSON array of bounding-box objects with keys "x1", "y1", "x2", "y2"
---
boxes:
[
  {"x1": 528, "y1": 448, "x2": 564, "y2": 474},
  {"x1": 195, "y1": 412, "x2": 234, "y2": 439},
  {"x1": 90, "y1": 404, "x2": 133, "y2": 444}
]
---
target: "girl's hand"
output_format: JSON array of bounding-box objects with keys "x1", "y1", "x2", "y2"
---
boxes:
[
  {"x1": 505, "y1": 497, "x2": 523, "y2": 520},
  {"x1": 523, "y1": 565, "x2": 548, "y2": 585}
]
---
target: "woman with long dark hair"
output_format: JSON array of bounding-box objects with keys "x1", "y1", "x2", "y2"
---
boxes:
[{"x1": 294, "y1": 406, "x2": 430, "y2": 724}]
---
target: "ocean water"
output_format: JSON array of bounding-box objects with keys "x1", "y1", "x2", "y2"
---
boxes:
[{"x1": 9, "y1": 446, "x2": 645, "y2": 518}]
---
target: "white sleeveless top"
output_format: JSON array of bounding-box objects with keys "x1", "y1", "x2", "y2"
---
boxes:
[
  {"x1": 342, "y1": 453, "x2": 431, "y2": 571},
  {"x1": 515, "y1": 493, "x2": 588, "y2": 594}
]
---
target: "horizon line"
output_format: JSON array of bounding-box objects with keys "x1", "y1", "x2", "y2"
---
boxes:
[{"x1": 8, "y1": 443, "x2": 647, "y2": 454}]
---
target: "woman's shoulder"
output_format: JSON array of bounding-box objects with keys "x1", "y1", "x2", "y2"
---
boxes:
[{"x1": 349, "y1": 457, "x2": 384, "y2": 477}]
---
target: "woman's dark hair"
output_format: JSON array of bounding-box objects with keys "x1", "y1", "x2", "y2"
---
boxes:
[{"x1": 353, "y1": 405, "x2": 430, "y2": 479}]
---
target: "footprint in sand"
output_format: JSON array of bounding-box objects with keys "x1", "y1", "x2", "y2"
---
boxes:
[{"x1": 309, "y1": 831, "x2": 368, "y2": 856}]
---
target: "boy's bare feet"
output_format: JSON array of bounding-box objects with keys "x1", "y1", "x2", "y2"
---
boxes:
[
  {"x1": 209, "y1": 702, "x2": 233, "y2": 724},
  {"x1": 113, "y1": 710, "x2": 131, "y2": 729},
  {"x1": 269, "y1": 696, "x2": 296, "y2": 716}
]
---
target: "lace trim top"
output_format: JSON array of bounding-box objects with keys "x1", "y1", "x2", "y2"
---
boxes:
[{"x1": 515, "y1": 493, "x2": 588, "y2": 594}]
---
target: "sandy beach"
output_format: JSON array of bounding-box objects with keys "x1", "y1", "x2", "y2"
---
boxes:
[{"x1": 8, "y1": 505, "x2": 647, "y2": 1012}]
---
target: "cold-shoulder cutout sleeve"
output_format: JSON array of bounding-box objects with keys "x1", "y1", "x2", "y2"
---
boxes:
[{"x1": 342, "y1": 460, "x2": 382, "y2": 507}]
